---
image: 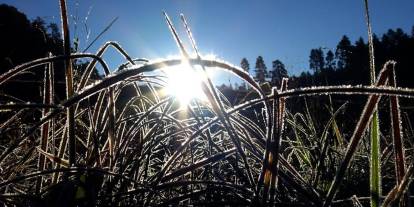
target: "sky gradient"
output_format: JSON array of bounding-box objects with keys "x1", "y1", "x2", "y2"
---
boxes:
[{"x1": 1, "y1": 0, "x2": 413, "y2": 84}]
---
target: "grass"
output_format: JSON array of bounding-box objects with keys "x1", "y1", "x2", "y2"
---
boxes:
[
  {"x1": 364, "y1": 0, "x2": 381, "y2": 206},
  {"x1": 0, "y1": 0, "x2": 413, "y2": 206}
]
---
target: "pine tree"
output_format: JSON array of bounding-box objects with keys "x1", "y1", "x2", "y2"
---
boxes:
[
  {"x1": 271, "y1": 59, "x2": 288, "y2": 86},
  {"x1": 240, "y1": 58, "x2": 250, "y2": 74},
  {"x1": 254, "y1": 56, "x2": 267, "y2": 83},
  {"x1": 325, "y1": 50, "x2": 335, "y2": 71},
  {"x1": 335, "y1": 35, "x2": 352, "y2": 70},
  {"x1": 309, "y1": 48, "x2": 325, "y2": 73}
]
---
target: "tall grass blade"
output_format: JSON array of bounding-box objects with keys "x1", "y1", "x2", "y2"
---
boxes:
[
  {"x1": 35, "y1": 54, "x2": 53, "y2": 193},
  {"x1": 268, "y1": 79, "x2": 288, "y2": 202},
  {"x1": 83, "y1": 17, "x2": 119, "y2": 53},
  {"x1": 363, "y1": 0, "x2": 381, "y2": 206},
  {"x1": 389, "y1": 62, "x2": 406, "y2": 206},
  {"x1": 370, "y1": 112, "x2": 381, "y2": 206},
  {"x1": 59, "y1": 0, "x2": 76, "y2": 166}
]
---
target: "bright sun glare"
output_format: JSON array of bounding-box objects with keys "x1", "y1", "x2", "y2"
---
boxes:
[{"x1": 163, "y1": 63, "x2": 211, "y2": 106}]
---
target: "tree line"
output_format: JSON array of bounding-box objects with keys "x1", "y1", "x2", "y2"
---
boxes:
[{"x1": 241, "y1": 26, "x2": 414, "y2": 89}]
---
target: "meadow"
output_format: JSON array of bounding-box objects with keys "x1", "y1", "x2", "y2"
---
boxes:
[{"x1": 0, "y1": 0, "x2": 413, "y2": 206}]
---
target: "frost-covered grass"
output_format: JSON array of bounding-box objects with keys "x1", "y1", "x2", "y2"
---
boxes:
[{"x1": 0, "y1": 0, "x2": 413, "y2": 206}]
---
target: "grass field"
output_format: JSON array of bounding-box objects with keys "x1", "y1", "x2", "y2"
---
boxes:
[{"x1": 0, "y1": 0, "x2": 413, "y2": 206}]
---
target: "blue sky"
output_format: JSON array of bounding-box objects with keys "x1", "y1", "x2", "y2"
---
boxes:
[{"x1": 1, "y1": 0, "x2": 414, "y2": 84}]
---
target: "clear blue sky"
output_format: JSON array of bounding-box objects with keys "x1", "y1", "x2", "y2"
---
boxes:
[{"x1": 1, "y1": 0, "x2": 414, "y2": 83}]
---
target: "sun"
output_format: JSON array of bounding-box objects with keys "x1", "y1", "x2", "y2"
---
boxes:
[{"x1": 162, "y1": 63, "x2": 210, "y2": 106}]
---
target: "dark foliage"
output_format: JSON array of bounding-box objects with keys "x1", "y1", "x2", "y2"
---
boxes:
[
  {"x1": 0, "y1": 4, "x2": 100, "y2": 104},
  {"x1": 0, "y1": 4, "x2": 67, "y2": 103}
]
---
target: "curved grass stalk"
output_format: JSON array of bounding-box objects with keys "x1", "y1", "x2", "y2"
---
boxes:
[
  {"x1": 77, "y1": 41, "x2": 134, "y2": 91},
  {"x1": 63, "y1": 58, "x2": 268, "y2": 108},
  {"x1": 0, "y1": 54, "x2": 110, "y2": 86}
]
